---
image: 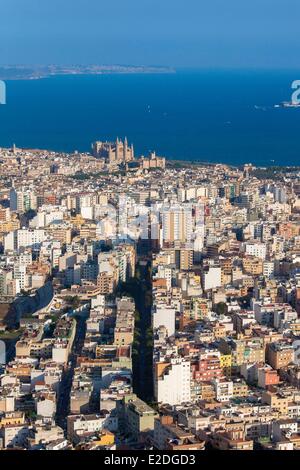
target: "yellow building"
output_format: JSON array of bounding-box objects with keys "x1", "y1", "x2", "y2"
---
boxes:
[
  {"x1": 0, "y1": 412, "x2": 25, "y2": 426},
  {"x1": 262, "y1": 390, "x2": 289, "y2": 416},
  {"x1": 232, "y1": 380, "x2": 248, "y2": 397},
  {"x1": 220, "y1": 354, "x2": 232, "y2": 377},
  {"x1": 94, "y1": 430, "x2": 115, "y2": 447},
  {"x1": 243, "y1": 256, "x2": 263, "y2": 275}
]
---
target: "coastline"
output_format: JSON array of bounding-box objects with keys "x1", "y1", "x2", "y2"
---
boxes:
[
  {"x1": 0, "y1": 64, "x2": 176, "y2": 81},
  {"x1": 1, "y1": 145, "x2": 300, "y2": 171}
]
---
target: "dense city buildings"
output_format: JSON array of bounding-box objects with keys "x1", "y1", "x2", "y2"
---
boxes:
[{"x1": 1, "y1": 141, "x2": 300, "y2": 451}]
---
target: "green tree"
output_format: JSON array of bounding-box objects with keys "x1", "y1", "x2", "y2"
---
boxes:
[{"x1": 215, "y1": 302, "x2": 228, "y2": 316}]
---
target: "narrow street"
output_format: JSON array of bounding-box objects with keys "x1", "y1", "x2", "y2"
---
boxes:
[
  {"x1": 134, "y1": 259, "x2": 153, "y2": 403},
  {"x1": 55, "y1": 316, "x2": 86, "y2": 430}
]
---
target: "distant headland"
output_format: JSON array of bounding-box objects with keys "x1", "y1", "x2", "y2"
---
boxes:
[{"x1": 0, "y1": 64, "x2": 176, "y2": 80}]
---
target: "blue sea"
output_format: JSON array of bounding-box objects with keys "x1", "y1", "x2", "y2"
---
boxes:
[{"x1": 1, "y1": 69, "x2": 300, "y2": 166}]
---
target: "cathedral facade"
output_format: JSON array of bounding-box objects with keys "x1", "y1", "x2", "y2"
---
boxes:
[{"x1": 92, "y1": 138, "x2": 134, "y2": 164}]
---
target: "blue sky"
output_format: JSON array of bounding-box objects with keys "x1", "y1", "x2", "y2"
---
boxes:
[{"x1": 1, "y1": 0, "x2": 300, "y2": 68}]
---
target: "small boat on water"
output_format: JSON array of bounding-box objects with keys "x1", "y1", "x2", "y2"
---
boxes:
[{"x1": 274, "y1": 101, "x2": 300, "y2": 108}]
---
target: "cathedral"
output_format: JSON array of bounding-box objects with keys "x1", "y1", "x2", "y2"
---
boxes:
[{"x1": 92, "y1": 138, "x2": 134, "y2": 164}]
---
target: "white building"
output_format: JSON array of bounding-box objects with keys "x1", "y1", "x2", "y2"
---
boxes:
[
  {"x1": 52, "y1": 341, "x2": 69, "y2": 364},
  {"x1": 4, "y1": 231, "x2": 16, "y2": 252},
  {"x1": 203, "y1": 266, "x2": 222, "y2": 291},
  {"x1": 36, "y1": 396, "x2": 56, "y2": 418},
  {"x1": 13, "y1": 264, "x2": 27, "y2": 290},
  {"x1": 155, "y1": 357, "x2": 191, "y2": 405},
  {"x1": 17, "y1": 228, "x2": 46, "y2": 251},
  {"x1": 156, "y1": 265, "x2": 173, "y2": 290},
  {"x1": 67, "y1": 413, "x2": 118, "y2": 442},
  {"x1": 152, "y1": 305, "x2": 176, "y2": 337},
  {"x1": 245, "y1": 242, "x2": 267, "y2": 260},
  {"x1": 212, "y1": 378, "x2": 234, "y2": 402},
  {"x1": 263, "y1": 261, "x2": 274, "y2": 279}
]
